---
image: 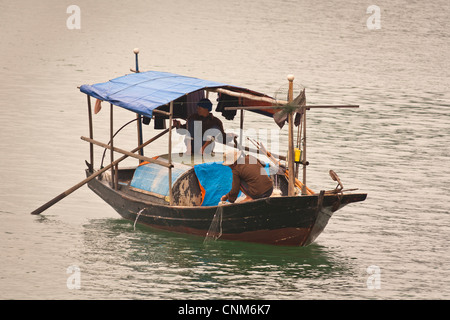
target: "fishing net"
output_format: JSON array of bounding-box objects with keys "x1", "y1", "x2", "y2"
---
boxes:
[
  {"x1": 272, "y1": 83, "x2": 306, "y2": 129},
  {"x1": 203, "y1": 205, "x2": 223, "y2": 243},
  {"x1": 273, "y1": 82, "x2": 304, "y2": 102}
]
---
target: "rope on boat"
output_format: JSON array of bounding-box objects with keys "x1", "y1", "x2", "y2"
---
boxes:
[
  {"x1": 133, "y1": 208, "x2": 145, "y2": 231},
  {"x1": 100, "y1": 118, "x2": 138, "y2": 169},
  {"x1": 203, "y1": 204, "x2": 224, "y2": 243}
]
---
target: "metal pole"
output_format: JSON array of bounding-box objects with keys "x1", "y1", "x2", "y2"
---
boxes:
[
  {"x1": 133, "y1": 48, "x2": 140, "y2": 73},
  {"x1": 133, "y1": 48, "x2": 143, "y2": 162}
]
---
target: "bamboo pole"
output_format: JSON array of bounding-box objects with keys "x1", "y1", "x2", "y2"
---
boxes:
[
  {"x1": 136, "y1": 114, "x2": 144, "y2": 161},
  {"x1": 302, "y1": 106, "x2": 307, "y2": 195},
  {"x1": 110, "y1": 103, "x2": 116, "y2": 189},
  {"x1": 153, "y1": 109, "x2": 171, "y2": 116},
  {"x1": 31, "y1": 128, "x2": 173, "y2": 215},
  {"x1": 223, "y1": 105, "x2": 359, "y2": 111},
  {"x1": 168, "y1": 101, "x2": 174, "y2": 205},
  {"x1": 87, "y1": 95, "x2": 94, "y2": 171},
  {"x1": 295, "y1": 116, "x2": 301, "y2": 179},
  {"x1": 229, "y1": 139, "x2": 286, "y2": 161},
  {"x1": 208, "y1": 88, "x2": 288, "y2": 106},
  {"x1": 80, "y1": 137, "x2": 173, "y2": 168},
  {"x1": 134, "y1": 48, "x2": 143, "y2": 162},
  {"x1": 287, "y1": 75, "x2": 295, "y2": 196},
  {"x1": 210, "y1": 87, "x2": 360, "y2": 110},
  {"x1": 247, "y1": 137, "x2": 314, "y2": 195},
  {"x1": 239, "y1": 109, "x2": 244, "y2": 147}
]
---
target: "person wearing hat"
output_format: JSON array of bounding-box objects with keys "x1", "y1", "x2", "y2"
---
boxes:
[
  {"x1": 173, "y1": 98, "x2": 226, "y2": 154},
  {"x1": 221, "y1": 150, "x2": 274, "y2": 203}
]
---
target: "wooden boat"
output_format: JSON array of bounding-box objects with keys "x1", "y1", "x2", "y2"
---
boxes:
[
  {"x1": 31, "y1": 50, "x2": 367, "y2": 246},
  {"x1": 87, "y1": 169, "x2": 366, "y2": 246}
]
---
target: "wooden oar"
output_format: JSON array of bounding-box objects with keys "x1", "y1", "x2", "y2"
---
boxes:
[{"x1": 30, "y1": 128, "x2": 172, "y2": 215}]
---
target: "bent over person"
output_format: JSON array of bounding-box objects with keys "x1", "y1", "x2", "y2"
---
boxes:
[{"x1": 221, "y1": 150, "x2": 273, "y2": 203}]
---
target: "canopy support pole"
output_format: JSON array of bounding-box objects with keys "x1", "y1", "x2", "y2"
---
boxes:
[
  {"x1": 168, "y1": 101, "x2": 174, "y2": 205},
  {"x1": 87, "y1": 95, "x2": 94, "y2": 172},
  {"x1": 301, "y1": 107, "x2": 307, "y2": 195},
  {"x1": 110, "y1": 103, "x2": 118, "y2": 190},
  {"x1": 295, "y1": 118, "x2": 301, "y2": 179},
  {"x1": 136, "y1": 114, "x2": 144, "y2": 162},
  {"x1": 110, "y1": 103, "x2": 114, "y2": 189},
  {"x1": 287, "y1": 75, "x2": 296, "y2": 197},
  {"x1": 239, "y1": 109, "x2": 244, "y2": 147}
]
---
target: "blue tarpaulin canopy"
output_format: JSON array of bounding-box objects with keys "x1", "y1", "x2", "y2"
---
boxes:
[{"x1": 79, "y1": 71, "x2": 249, "y2": 118}]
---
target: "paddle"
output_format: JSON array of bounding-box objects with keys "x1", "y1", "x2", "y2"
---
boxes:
[{"x1": 30, "y1": 128, "x2": 172, "y2": 215}]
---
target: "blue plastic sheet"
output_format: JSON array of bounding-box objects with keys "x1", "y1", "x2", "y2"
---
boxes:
[
  {"x1": 194, "y1": 162, "x2": 236, "y2": 206},
  {"x1": 80, "y1": 71, "x2": 235, "y2": 118},
  {"x1": 130, "y1": 162, "x2": 190, "y2": 197}
]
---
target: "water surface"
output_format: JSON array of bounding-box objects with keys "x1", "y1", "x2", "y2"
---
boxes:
[{"x1": 0, "y1": 0, "x2": 449, "y2": 300}]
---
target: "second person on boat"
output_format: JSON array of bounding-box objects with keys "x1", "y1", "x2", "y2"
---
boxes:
[{"x1": 221, "y1": 150, "x2": 273, "y2": 203}]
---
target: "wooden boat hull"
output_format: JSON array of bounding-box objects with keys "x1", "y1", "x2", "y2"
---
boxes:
[{"x1": 87, "y1": 170, "x2": 367, "y2": 246}]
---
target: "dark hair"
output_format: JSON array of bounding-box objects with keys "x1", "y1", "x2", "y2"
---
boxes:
[{"x1": 197, "y1": 98, "x2": 212, "y2": 111}]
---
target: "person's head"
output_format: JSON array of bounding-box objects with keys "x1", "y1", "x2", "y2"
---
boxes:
[
  {"x1": 223, "y1": 149, "x2": 242, "y2": 166},
  {"x1": 197, "y1": 98, "x2": 212, "y2": 117}
]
